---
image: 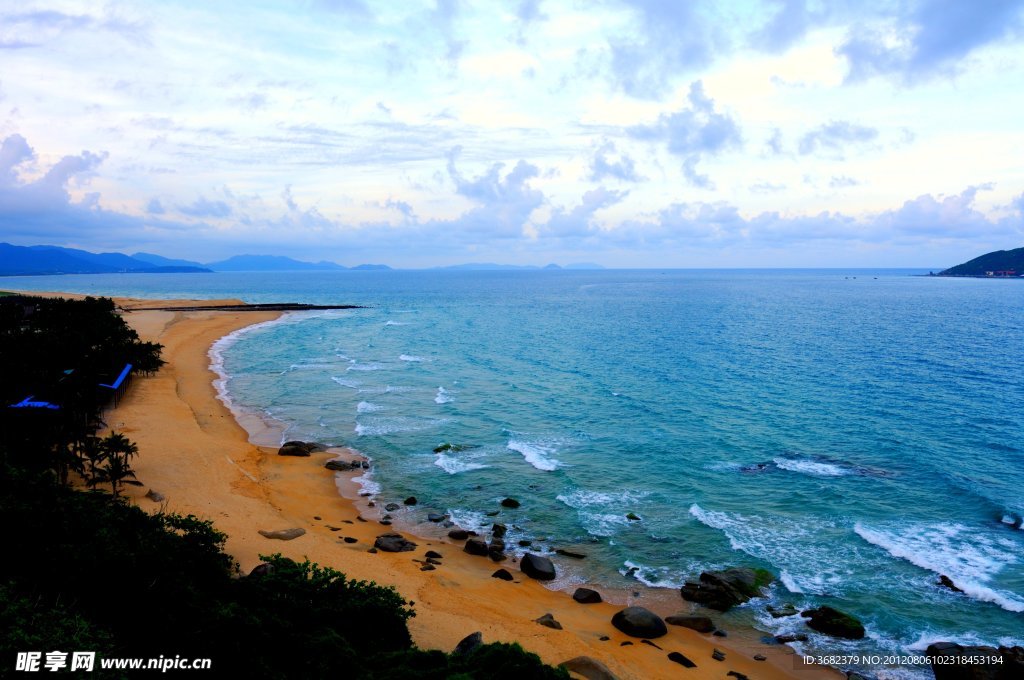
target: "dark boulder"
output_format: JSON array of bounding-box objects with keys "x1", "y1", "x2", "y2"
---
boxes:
[
  {"x1": 403, "y1": 496, "x2": 417, "y2": 505},
  {"x1": 520, "y1": 553, "x2": 556, "y2": 581},
  {"x1": 926, "y1": 643, "x2": 1024, "y2": 680},
  {"x1": 775, "y1": 634, "x2": 808, "y2": 644},
  {"x1": 938, "y1": 575, "x2": 964, "y2": 593},
  {"x1": 625, "y1": 512, "x2": 641, "y2": 521},
  {"x1": 664, "y1": 615, "x2": 715, "y2": 633},
  {"x1": 501, "y1": 497, "x2": 521, "y2": 508},
  {"x1": 800, "y1": 606, "x2": 865, "y2": 640},
  {"x1": 324, "y1": 460, "x2": 350, "y2": 471},
  {"x1": 374, "y1": 533, "x2": 417, "y2": 553},
  {"x1": 680, "y1": 568, "x2": 773, "y2": 611},
  {"x1": 667, "y1": 651, "x2": 696, "y2": 668},
  {"x1": 427, "y1": 513, "x2": 447, "y2": 523},
  {"x1": 556, "y1": 548, "x2": 586, "y2": 559},
  {"x1": 560, "y1": 656, "x2": 619, "y2": 680},
  {"x1": 425, "y1": 550, "x2": 443, "y2": 559},
  {"x1": 611, "y1": 606, "x2": 668, "y2": 639},
  {"x1": 572, "y1": 587, "x2": 603, "y2": 604},
  {"x1": 712, "y1": 649, "x2": 725, "y2": 661},
  {"x1": 278, "y1": 440, "x2": 318, "y2": 456},
  {"x1": 448, "y1": 528, "x2": 470, "y2": 540},
  {"x1": 453, "y1": 632, "x2": 483, "y2": 657},
  {"x1": 385, "y1": 502, "x2": 400, "y2": 511},
  {"x1": 464, "y1": 539, "x2": 489, "y2": 556},
  {"x1": 492, "y1": 569, "x2": 514, "y2": 581},
  {"x1": 248, "y1": 562, "x2": 275, "y2": 578},
  {"x1": 535, "y1": 613, "x2": 562, "y2": 630},
  {"x1": 492, "y1": 523, "x2": 507, "y2": 538},
  {"x1": 767, "y1": 603, "x2": 798, "y2": 618}
]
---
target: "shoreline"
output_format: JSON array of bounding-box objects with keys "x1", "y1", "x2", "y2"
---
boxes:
[{"x1": 19, "y1": 290, "x2": 842, "y2": 680}]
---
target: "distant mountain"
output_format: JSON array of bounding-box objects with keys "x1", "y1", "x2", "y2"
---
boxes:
[
  {"x1": 564, "y1": 262, "x2": 605, "y2": 270},
  {"x1": 132, "y1": 252, "x2": 206, "y2": 269},
  {"x1": 937, "y1": 247, "x2": 1024, "y2": 277},
  {"x1": 0, "y1": 243, "x2": 211, "y2": 276},
  {"x1": 350, "y1": 264, "x2": 392, "y2": 271},
  {"x1": 205, "y1": 255, "x2": 347, "y2": 271},
  {"x1": 542, "y1": 263, "x2": 562, "y2": 270}
]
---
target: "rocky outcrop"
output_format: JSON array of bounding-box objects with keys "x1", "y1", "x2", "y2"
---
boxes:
[
  {"x1": 453, "y1": 632, "x2": 483, "y2": 657},
  {"x1": 144, "y1": 489, "x2": 165, "y2": 502},
  {"x1": 278, "y1": 440, "x2": 320, "y2": 456},
  {"x1": 491, "y1": 569, "x2": 514, "y2": 581},
  {"x1": 938, "y1": 575, "x2": 964, "y2": 593},
  {"x1": 680, "y1": 568, "x2": 773, "y2": 611},
  {"x1": 611, "y1": 606, "x2": 668, "y2": 639},
  {"x1": 248, "y1": 562, "x2": 275, "y2": 578},
  {"x1": 520, "y1": 553, "x2": 556, "y2": 581},
  {"x1": 560, "y1": 656, "x2": 620, "y2": 680},
  {"x1": 403, "y1": 496, "x2": 417, "y2": 505},
  {"x1": 373, "y1": 533, "x2": 417, "y2": 552},
  {"x1": 501, "y1": 497, "x2": 520, "y2": 508},
  {"x1": 767, "y1": 603, "x2": 798, "y2": 618},
  {"x1": 572, "y1": 588, "x2": 603, "y2": 604},
  {"x1": 464, "y1": 539, "x2": 489, "y2": 556},
  {"x1": 535, "y1": 613, "x2": 563, "y2": 630},
  {"x1": 800, "y1": 606, "x2": 865, "y2": 640},
  {"x1": 664, "y1": 615, "x2": 714, "y2": 633},
  {"x1": 926, "y1": 643, "x2": 1024, "y2": 680},
  {"x1": 258, "y1": 528, "x2": 306, "y2": 540},
  {"x1": 447, "y1": 528, "x2": 470, "y2": 540}
]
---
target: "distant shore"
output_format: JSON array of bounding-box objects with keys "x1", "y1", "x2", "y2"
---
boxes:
[{"x1": 17, "y1": 290, "x2": 840, "y2": 680}]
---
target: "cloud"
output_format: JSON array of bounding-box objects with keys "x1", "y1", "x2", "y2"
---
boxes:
[
  {"x1": 750, "y1": 0, "x2": 817, "y2": 52},
  {"x1": 628, "y1": 81, "x2": 741, "y2": 187},
  {"x1": 146, "y1": 198, "x2": 165, "y2": 214},
  {"x1": 837, "y1": 0, "x2": 1024, "y2": 83},
  {"x1": 446, "y1": 147, "x2": 543, "y2": 237},
  {"x1": 829, "y1": 176, "x2": 859, "y2": 189},
  {"x1": 608, "y1": 0, "x2": 723, "y2": 98},
  {"x1": 542, "y1": 187, "x2": 626, "y2": 237},
  {"x1": 798, "y1": 121, "x2": 878, "y2": 155},
  {"x1": 179, "y1": 197, "x2": 232, "y2": 218},
  {"x1": 590, "y1": 141, "x2": 641, "y2": 182},
  {"x1": 0, "y1": 8, "x2": 149, "y2": 48}
]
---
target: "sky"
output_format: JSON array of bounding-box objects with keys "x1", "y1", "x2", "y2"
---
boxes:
[{"x1": 1, "y1": 0, "x2": 1023, "y2": 268}]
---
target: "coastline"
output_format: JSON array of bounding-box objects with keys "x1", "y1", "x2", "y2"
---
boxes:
[{"x1": 22, "y1": 290, "x2": 842, "y2": 680}]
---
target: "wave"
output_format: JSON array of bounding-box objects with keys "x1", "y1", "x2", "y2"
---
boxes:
[
  {"x1": 351, "y1": 470, "x2": 380, "y2": 496},
  {"x1": 355, "y1": 416, "x2": 452, "y2": 437},
  {"x1": 434, "y1": 387, "x2": 453, "y2": 404},
  {"x1": 347, "y1": 362, "x2": 384, "y2": 371},
  {"x1": 208, "y1": 314, "x2": 295, "y2": 415},
  {"x1": 330, "y1": 376, "x2": 360, "y2": 389},
  {"x1": 356, "y1": 401, "x2": 381, "y2": 413},
  {"x1": 434, "y1": 454, "x2": 488, "y2": 475},
  {"x1": 384, "y1": 320, "x2": 409, "y2": 326},
  {"x1": 399, "y1": 354, "x2": 428, "y2": 362},
  {"x1": 557, "y1": 488, "x2": 649, "y2": 537},
  {"x1": 773, "y1": 456, "x2": 849, "y2": 477},
  {"x1": 507, "y1": 439, "x2": 561, "y2": 471},
  {"x1": 620, "y1": 560, "x2": 691, "y2": 589},
  {"x1": 854, "y1": 522, "x2": 1024, "y2": 613}
]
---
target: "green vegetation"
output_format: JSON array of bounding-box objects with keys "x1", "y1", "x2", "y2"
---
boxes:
[
  {"x1": 937, "y1": 246, "x2": 1024, "y2": 276},
  {"x1": 0, "y1": 295, "x2": 566, "y2": 678}
]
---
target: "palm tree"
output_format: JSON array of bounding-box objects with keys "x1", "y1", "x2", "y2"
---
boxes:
[{"x1": 99, "y1": 432, "x2": 140, "y2": 497}]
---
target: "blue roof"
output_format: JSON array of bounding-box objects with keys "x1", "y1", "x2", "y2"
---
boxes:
[
  {"x1": 99, "y1": 363, "x2": 132, "y2": 390},
  {"x1": 9, "y1": 396, "x2": 60, "y2": 410}
]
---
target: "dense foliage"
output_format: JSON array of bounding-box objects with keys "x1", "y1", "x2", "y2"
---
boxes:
[{"x1": 0, "y1": 296, "x2": 566, "y2": 678}]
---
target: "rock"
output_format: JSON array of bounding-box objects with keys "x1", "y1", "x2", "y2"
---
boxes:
[
  {"x1": 925, "y1": 642, "x2": 1024, "y2": 680},
  {"x1": 680, "y1": 568, "x2": 773, "y2": 611},
  {"x1": 667, "y1": 651, "x2": 696, "y2": 668},
  {"x1": 379, "y1": 520, "x2": 392, "y2": 526},
  {"x1": 520, "y1": 553, "x2": 556, "y2": 581},
  {"x1": 518, "y1": 539, "x2": 532, "y2": 547},
  {"x1": 385, "y1": 502, "x2": 400, "y2": 511},
  {"x1": 664, "y1": 615, "x2": 715, "y2": 633},
  {"x1": 492, "y1": 523, "x2": 507, "y2": 538},
  {"x1": 625, "y1": 512, "x2": 641, "y2": 521},
  {"x1": 573, "y1": 588, "x2": 603, "y2": 604},
  {"x1": 611, "y1": 607, "x2": 668, "y2": 639},
  {"x1": 620, "y1": 641, "x2": 632, "y2": 647},
  {"x1": 420, "y1": 564, "x2": 436, "y2": 571},
  {"x1": 767, "y1": 603, "x2": 798, "y2": 618},
  {"x1": 560, "y1": 656, "x2": 620, "y2": 680},
  {"x1": 728, "y1": 673, "x2": 749, "y2": 680},
  {"x1": 313, "y1": 516, "x2": 322, "y2": 520},
  {"x1": 448, "y1": 528, "x2": 470, "y2": 540},
  {"x1": 343, "y1": 537, "x2": 357, "y2": 544},
  {"x1": 485, "y1": 510, "x2": 500, "y2": 517},
  {"x1": 775, "y1": 634, "x2": 808, "y2": 644},
  {"x1": 464, "y1": 539, "x2": 489, "y2": 556},
  {"x1": 374, "y1": 533, "x2": 417, "y2": 552},
  {"x1": 556, "y1": 548, "x2": 587, "y2": 559},
  {"x1": 324, "y1": 460, "x2": 350, "y2": 471},
  {"x1": 800, "y1": 606, "x2": 865, "y2": 640},
  {"x1": 501, "y1": 497, "x2": 521, "y2": 508},
  {"x1": 145, "y1": 489, "x2": 165, "y2": 502},
  {"x1": 535, "y1": 613, "x2": 562, "y2": 630},
  {"x1": 248, "y1": 562, "x2": 275, "y2": 578},
  {"x1": 599, "y1": 636, "x2": 610, "y2": 641},
  {"x1": 938, "y1": 574, "x2": 964, "y2": 593},
  {"x1": 453, "y1": 632, "x2": 483, "y2": 657},
  {"x1": 367, "y1": 547, "x2": 378, "y2": 554},
  {"x1": 258, "y1": 528, "x2": 306, "y2": 541},
  {"x1": 488, "y1": 549, "x2": 508, "y2": 562},
  {"x1": 492, "y1": 569, "x2": 514, "y2": 581},
  {"x1": 278, "y1": 440, "x2": 318, "y2": 456},
  {"x1": 425, "y1": 550, "x2": 443, "y2": 559},
  {"x1": 427, "y1": 513, "x2": 447, "y2": 523},
  {"x1": 426, "y1": 558, "x2": 442, "y2": 565},
  {"x1": 489, "y1": 537, "x2": 506, "y2": 551},
  {"x1": 754, "y1": 654, "x2": 767, "y2": 661},
  {"x1": 713, "y1": 629, "x2": 727, "y2": 637},
  {"x1": 712, "y1": 649, "x2": 726, "y2": 661},
  {"x1": 641, "y1": 640, "x2": 662, "y2": 650},
  {"x1": 403, "y1": 496, "x2": 417, "y2": 505}
]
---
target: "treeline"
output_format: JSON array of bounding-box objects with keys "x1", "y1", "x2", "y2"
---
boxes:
[{"x1": 0, "y1": 296, "x2": 565, "y2": 678}]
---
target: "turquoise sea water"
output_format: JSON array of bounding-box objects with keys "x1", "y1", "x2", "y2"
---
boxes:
[{"x1": 6, "y1": 269, "x2": 1022, "y2": 677}]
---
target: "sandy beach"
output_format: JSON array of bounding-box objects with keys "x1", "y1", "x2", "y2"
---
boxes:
[{"x1": 30, "y1": 292, "x2": 841, "y2": 680}]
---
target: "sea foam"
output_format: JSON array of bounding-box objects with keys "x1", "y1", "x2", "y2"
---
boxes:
[
  {"x1": 435, "y1": 387, "x2": 453, "y2": 404},
  {"x1": 773, "y1": 457, "x2": 849, "y2": 477},
  {"x1": 507, "y1": 439, "x2": 561, "y2": 471}
]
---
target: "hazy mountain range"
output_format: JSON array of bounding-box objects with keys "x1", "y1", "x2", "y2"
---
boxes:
[{"x1": 0, "y1": 243, "x2": 603, "y2": 276}]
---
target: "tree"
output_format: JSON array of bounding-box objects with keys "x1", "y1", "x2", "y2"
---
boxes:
[{"x1": 97, "y1": 432, "x2": 139, "y2": 497}]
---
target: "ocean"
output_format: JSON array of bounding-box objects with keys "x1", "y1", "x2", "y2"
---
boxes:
[{"x1": 6, "y1": 269, "x2": 1022, "y2": 677}]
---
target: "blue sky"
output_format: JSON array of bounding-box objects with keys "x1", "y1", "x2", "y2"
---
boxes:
[{"x1": 1, "y1": 0, "x2": 1023, "y2": 267}]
